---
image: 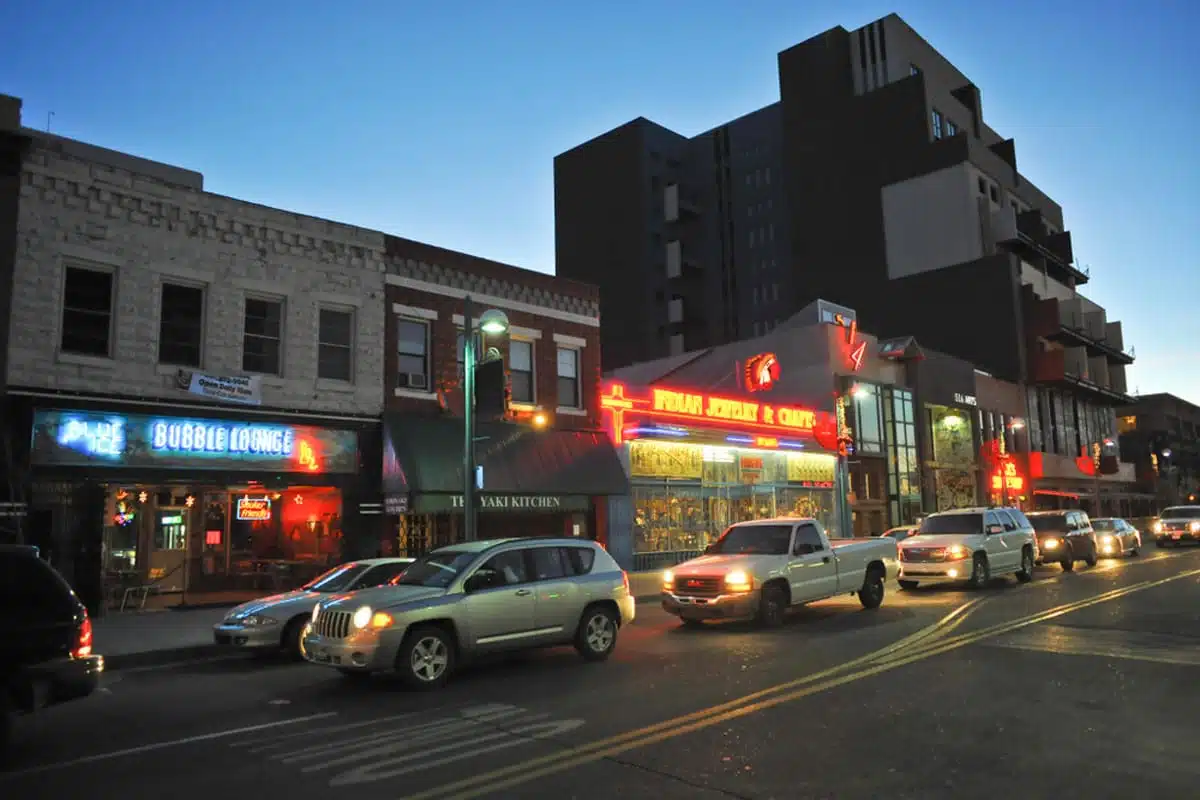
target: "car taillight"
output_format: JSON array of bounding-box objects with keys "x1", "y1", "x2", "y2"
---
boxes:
[
  {"x1": 72, "y1": 614, "x2": 93, "y2": 659},
  {"x1": 621, "y1": 571, "x2": 630, "y2": 594}
]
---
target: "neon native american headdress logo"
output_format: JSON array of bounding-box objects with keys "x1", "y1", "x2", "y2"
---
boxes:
[{"x1": 744, "y1": 352, "x2": 781, "y2": 393}]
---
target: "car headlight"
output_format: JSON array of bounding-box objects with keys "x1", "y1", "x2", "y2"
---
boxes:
[
  {"x1": 239, "y1": 614, "x2": 278, "y2": 627},
  {"x1": 945, "y1": 545, "x2": 968, "y2": 560},
  {"x1": 724, "y1": 570, "x2": 753, "y2": 592},
  {"x1": 1190, "y1": 521, "x2": 1200, "y2": 533},
  {"x1": 1153, "y1": 521, "x2": 1163, "y2": 533},
  {"x1": 352, "y1": 605, "x2": 373, "y2": 629},
  {"x1": 662, "y1": 569, "x2": 674, "y2": 589},
  {"x1": 1043, "y1": 538, "x2": 1060, "y2": 549},
  {"x1": 1100, "y1": 534, "x2": 1114, "y2": 544}
]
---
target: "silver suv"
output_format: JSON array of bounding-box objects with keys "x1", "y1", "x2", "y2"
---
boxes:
[{"x1": 303, "y1": 538, "x2": 635, "y2": 689}]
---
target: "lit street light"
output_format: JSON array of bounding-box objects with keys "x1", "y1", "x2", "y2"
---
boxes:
[{"x1": 462, "y1": 297, "x2": 509, "y2": 541}]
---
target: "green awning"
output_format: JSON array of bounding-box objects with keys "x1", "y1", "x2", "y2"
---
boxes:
[{"x1": 383, "y1": 415, "x2": 629, "y2": 497}]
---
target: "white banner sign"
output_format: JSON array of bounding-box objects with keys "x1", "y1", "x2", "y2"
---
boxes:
[{"x1": 178, "y1": 370, "x2": 262, "y2": 406}]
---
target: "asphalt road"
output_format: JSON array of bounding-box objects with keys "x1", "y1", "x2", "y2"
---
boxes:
[{"x1": 4, "y1": 543, "x2": 1199, "y2": 799}]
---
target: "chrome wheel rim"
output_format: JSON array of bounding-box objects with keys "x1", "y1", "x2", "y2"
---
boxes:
[
  {"x1": 1024, "y1": 552, "x2": 1033, "y2": 574},
  {"x1": 410, "y1": 636, "x2": 449, "y2": 682},
  {"x1": 585, "y1": 614, "x2": 615, "y2": 652},
  {"x1": 975, "y1": 560, "x2": 985, "y2": 582}
]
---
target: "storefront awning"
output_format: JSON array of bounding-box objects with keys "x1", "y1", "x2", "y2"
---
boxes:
[{"x1": 382, "y1": 415, "x2": 629, "y2": 498}]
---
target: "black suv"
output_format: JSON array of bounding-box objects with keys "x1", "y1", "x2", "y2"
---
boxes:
[
  {"x1": 1026, "y1": 510, "x2": 1098, "y2": 571},
  {"x1": 1, "y1": 545, "x2": 104, "y2": 755}
]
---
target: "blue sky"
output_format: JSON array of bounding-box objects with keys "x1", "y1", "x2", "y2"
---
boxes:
[{"x1": 3, "y1": 1, "x2": 1197, "y2": 401}]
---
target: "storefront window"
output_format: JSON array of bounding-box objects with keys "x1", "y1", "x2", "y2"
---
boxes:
[
  {"x1": 628, "y1": 440, "x2": 838, "y2": 568},
  {"x1": 928, "y1": 404, "x2": 977, "y2": 511},
  {"x1": 853, "y1": 384, "x2": 884, "y2": 454},
  {"x1": 882, "y1": 389, "x2": 921, "y2": 525}
]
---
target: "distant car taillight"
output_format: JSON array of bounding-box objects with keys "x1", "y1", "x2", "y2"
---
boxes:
[{"x1": 72, "y1": 613, "x2": 93, "y2": 659}]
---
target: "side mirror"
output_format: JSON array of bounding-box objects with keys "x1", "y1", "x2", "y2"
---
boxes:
[
  {"x1": 464, "y1": 570, "x2": 502, "y2": 593},
  {"x1": 987, "y1": 524, "x2": 1004, "y2": 535},
  {"x1": 703, "y1": 544, "x2": 716, "y2": 555}
]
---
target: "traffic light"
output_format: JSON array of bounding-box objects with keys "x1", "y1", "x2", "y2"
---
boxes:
[{"x1": 474, "y1": 357, "x2": 507, "y2": 420}]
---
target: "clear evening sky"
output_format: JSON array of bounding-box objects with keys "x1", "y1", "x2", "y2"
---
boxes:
[{"x1": 2, "y1": 1, "x2": 1196, "y2": 401}]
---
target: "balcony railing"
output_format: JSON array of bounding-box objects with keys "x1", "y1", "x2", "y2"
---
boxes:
[
  {"x1": 1024, "y1": 291, "x2": 1135, "y2": 365},
  {"x1": 1029, "y1": 348, "x2": 1135, "y2": 405}
]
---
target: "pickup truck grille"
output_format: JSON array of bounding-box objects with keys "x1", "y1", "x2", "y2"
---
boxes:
[
  {"x1": 673, "y1": 576, "x2": 722, "y2": 598},
  {"x1": 314, "y1": 610, "x2": 352, "y2": 639},
  {"x1": 1162, "y1": 521, "x2": 1193, "y2": 532},
  {"x1": 901, "y1": 547, "x2": 945, "y2": 563}
]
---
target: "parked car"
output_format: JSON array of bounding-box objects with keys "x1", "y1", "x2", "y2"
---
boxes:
[
  {"x1": 662, "y1": 518, "x2": 899, "y2": 628},
  {"x1": 1151, "y1": 505, "x2": 1200, "y2": 546},
  {"x1": 214, "y1": 558, "x2": 414, "y2": 659},
  {"x1": 883, "y1": 525, "x2": 919, "y2": 542},
  {"x1": 304, "y1": 538, "x2": 633, "y2": 689},
  {"x1": 1091, "y1": 518, "x2": 1141, "y2": 557},
  {"x1": 1, "y1": 544, "x2": 104, "y2": 756},
  {"x1": 897, "y1": 507, "x2": 1037, "y2": 590},
  {"x1": 1026, "y1": 510, "x2": 1098, "y2": 571}
]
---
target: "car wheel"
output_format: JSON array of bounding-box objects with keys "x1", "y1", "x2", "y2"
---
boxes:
[
  {"x1": 898, "y1": 579, "x2": 919, "y2": 590},
  {"x1": 1130, "y1": 544, "x2": 1140, "y2": 557},
  {"x1": 1061, "y1": 555, "x2": 1075, "y2": 572},
  {"x1": 396, "y1": 625, "x2": 454, "y2": 690},
  {"x1": 1085, "y1": 543, "x2": 1098, "y2": 567},
  {"x1": 575, "y1": 605, "x2": 620, "y2": 661},
  {"x1": 1016, "y1": 548, "x2": 1035, "y2": 583},
  {"x1": 968, "y1": 554, "x2": 991, "y2": 589},
  {"x1": 757, "y1": 584, "x2": 787, "y2": 628},
  {"x1": 858, "y1": 568, "x2": 885, "y2": 610},
  {"x1": 281, "y1": 617, "x2": 308, "y2": 661}
]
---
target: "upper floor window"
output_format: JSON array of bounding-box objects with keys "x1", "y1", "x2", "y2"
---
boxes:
[
  {"x1": 556, "y1": 347, "x2": 580, "y2": 408},
  {"x1": 397, "y1": 319, "x2": 430, "y2": 390},
  {"x1": 158, "y1": 283, "x2": 204, "y2": 367},
  {"x1": 61, "y1": 266, "x2": 114, "y2": 357},
  {"x1": 509, "y1": 339, "x2": 535, "y2": 405},
  {"x1": 243, "y1": 297, "x2": 283, "y2": 375},
  {"x1": 317, "y1": 308, "x2": 354, "y2": 382},
  {"x1": 910, "y1": 63, "x2": 921, "y2": 77},
  {"x1": 945, "y1": 118, "x2": 958, "y2": 137},
  {"x1": 931, "y1": 109, "x2": 944, "y2": 140}
]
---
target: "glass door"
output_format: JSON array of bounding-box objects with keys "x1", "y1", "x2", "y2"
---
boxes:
[{"x1": 150, "y1": 507, "x2": 189, "y2": 592}]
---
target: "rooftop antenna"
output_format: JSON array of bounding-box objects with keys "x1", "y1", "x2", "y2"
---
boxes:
[{"x1": 46, "y1": 111, "x2": 54, "y2": 133}]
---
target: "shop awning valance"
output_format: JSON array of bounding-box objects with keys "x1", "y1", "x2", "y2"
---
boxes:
[{"x1": 382, "y1": 415, "x2": 629, "y2": 497}]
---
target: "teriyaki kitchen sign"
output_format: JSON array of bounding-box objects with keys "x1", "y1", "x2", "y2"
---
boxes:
[{"x1": 30, "y1": 410, "x2": 358, "y2": 474}]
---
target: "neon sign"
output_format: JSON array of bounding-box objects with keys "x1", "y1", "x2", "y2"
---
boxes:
[
  {"x1": 991, "y1": 461, "x2": 1025, "y2": 493},
  {"x1": 744, "y1": 353, "x2": 780, "y2": 393},
  {"x1": 31, "y1": 410, "x2": 358, "y2": 474},
  {"x1": 833, "y1": 313, "x2": 867, "y2": 371},
  {"x1": 57, "y1": 416, "x2": 126, "y2": 459},
  {"x1": 236, "y1": 497, "x2": 272, "y2": 521},
  {"x1": 601, "y1": 382, "x2": 837, "y2": 447}
]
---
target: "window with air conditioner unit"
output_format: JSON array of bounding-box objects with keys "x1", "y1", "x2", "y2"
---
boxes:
[{"x1": 397, "y1": 318, "x2": 430, "y2": 390}]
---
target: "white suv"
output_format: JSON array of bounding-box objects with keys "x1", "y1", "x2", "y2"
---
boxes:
[{"x1": 897, "y1": 507, "x2": 1038, "y2": 590}]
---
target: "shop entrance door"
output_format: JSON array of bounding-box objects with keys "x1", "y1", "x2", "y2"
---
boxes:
[{"x1": 150, "y1": 508, "x2": 189, "y2": 592}]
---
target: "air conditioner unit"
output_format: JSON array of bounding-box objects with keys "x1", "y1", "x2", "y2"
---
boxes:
[{"x1": 399, "y1": 372, "x2": 428, "y2": 390}]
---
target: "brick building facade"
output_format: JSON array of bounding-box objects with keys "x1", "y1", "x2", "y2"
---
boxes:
[{"x1": 0, "y1": 94, "x2": 632, "y2": 609}]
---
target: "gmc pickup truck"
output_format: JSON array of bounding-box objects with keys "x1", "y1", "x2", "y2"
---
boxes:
[{"x1": 662, "y1": 518, "x2": 899, "y2": 628}]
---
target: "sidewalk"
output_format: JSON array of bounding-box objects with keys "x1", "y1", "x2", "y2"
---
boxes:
[{"x1": 95, "y1": 572, "x2": 667, "y2": 671}]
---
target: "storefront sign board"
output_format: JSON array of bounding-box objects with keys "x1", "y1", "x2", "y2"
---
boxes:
[
  {"x1": 413, "y1": 494, "x2": 590, "y2": 514},
  {"x1": 30, "y1": 409, "x2": 358, "y2": 474}
]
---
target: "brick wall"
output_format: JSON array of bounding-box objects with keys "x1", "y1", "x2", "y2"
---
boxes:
[
  {"x1": 384, "y1": 277, "x2": 603, "y2": 430},
  {"x1": 10, "y1": 137, "x2": 387, "y2": 416}
]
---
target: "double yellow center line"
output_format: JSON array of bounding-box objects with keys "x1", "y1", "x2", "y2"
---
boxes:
[{"x1": 405, "y1": 567, "x2": 1200, "y2": 800}]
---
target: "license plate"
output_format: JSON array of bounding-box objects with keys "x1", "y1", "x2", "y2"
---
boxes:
[
  {"x1": 312, "y1": 649, "x2": 330, "y2": 663},
  {"x1": 1172, "y1": 533, "x2": 1182, "y2": 539}
]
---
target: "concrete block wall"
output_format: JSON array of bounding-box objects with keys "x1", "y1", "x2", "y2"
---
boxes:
[{"x1": 10, "y1": 138, "x2": 388, "y2": 415}]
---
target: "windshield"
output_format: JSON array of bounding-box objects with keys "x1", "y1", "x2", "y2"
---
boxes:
[
  {"x1": 1092, "y1": 519, "x2": 1116, "y2": 530},
  {"x1": 390, "y1": 549, "x2": 478, "y2": 588},
  {"x1": 303, "y1": 563, "x2": 371, "y2": 592},
  {"x1": 710, "y1": 524, "x2": 793, "y2": 555},
  {"x1": 1028, "y1": 515, "x2": 1069, "y2": 533},
  {"x1": 1162, "y1": 507, "x2": 1200, "y2": 519},
  {"x1": 918, "y1": 513, "x2": 982, "y2": 535}
]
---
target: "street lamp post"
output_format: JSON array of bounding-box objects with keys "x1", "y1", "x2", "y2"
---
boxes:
[{"x1": 461, "y1": 295, "x2": 509, "y2": 542}]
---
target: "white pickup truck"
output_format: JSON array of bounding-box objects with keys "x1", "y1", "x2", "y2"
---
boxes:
[{"x1": 661, "y1": 518, "x2": 900, "y2": 627}]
